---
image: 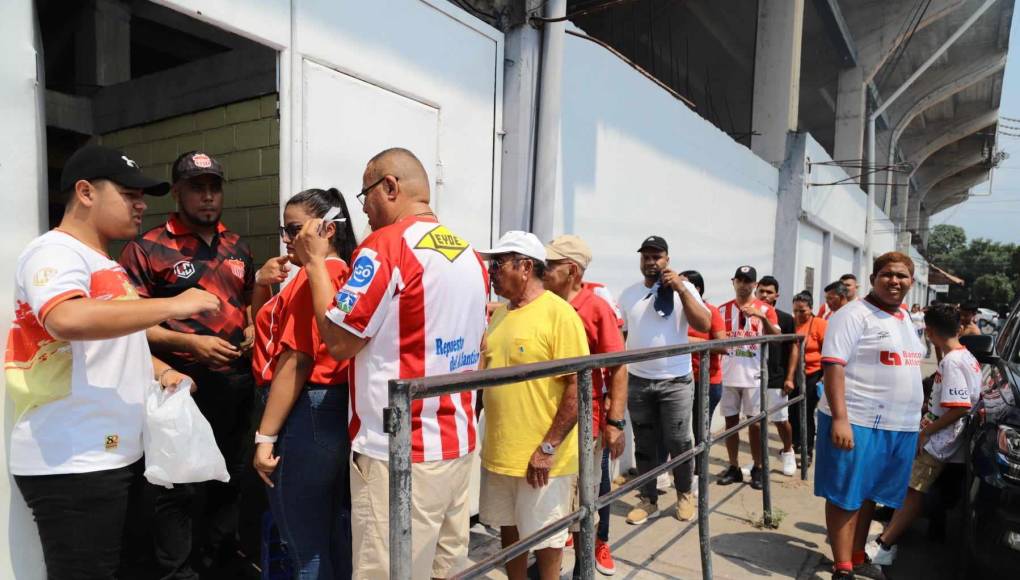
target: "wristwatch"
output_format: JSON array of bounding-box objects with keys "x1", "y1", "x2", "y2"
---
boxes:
[
  {"x1": 540, "y1": 441, "x2": 557, "y2": 455},
  {"x1": 605, "y1": 418, "x2": 627, "y2": 430}
]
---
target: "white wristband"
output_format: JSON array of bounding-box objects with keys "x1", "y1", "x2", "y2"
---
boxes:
[{"x1": 255, "y1": 431, "x2": 278, "y2": 444}]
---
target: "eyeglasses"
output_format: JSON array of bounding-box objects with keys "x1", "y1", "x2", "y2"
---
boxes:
[
  {"x1": 356, "y1": 175, "x2": 395, "y2": 206},
  {"x1": 278, "y1": 223, "x2": 303, "y2": 241}
]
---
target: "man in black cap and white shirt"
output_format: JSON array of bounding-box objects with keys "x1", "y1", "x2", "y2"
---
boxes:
[
  {"x1": 716, "y1": 266, "x2": 780, "y2": 490},
  {"x1": 5, "y1": 145, "x2": 220, "y2": 578},
  {"x1": 617, "y1": 236, "x2": 711, "y2": 526}
]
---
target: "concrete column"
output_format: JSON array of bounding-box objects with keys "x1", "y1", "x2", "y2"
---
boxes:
[
  {"x1": 821, "y1": 231, "x2": 833, "y2": 304},
  {"x1": 834, "y1": 66, "x2": 865, "y2": 162},
  {"x1": 530, "y1": 0, "x2": 567, "y2": 241},
  {"x1": 751, "y1": 0, "x2": 804, "y2": 167},
  {"x1": 918, "y1": 212, "x2": 932, "y2": 249},
  {"x1": 893, "y1": 173, "x2": 912, "y2": 253},
  {"x1": 907, "y1": 196, "x2": 922, "y2": 236},
  {"x1": 75, "y1": 0, "x2": 131, "y2": 92},
  {"x1": 498, "y1": 7, "x2": 542, "y2": 234},
  {"x1": 853, "y1": 246, "x2": 862, "y2": 281},
  {"x1": 772, "y1": 132, "x2": 807, "y2": 312}
]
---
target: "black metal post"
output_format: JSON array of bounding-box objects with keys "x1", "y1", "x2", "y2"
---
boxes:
[
  {"x1": 577, "y1": 369, "x2": 596, "y2": 580},
  {"x1": 696, "y1": 351, "x2": 713, "y2": 579},
  {"x1": 758, "y1": 344, "x2": 773, "y2": 527},
  {"x1": 387, "y1": 380, "x2": 413, "y2": 580},
  {"x1": 797, "y1": 336, "x2": 809, "y2": 480}
]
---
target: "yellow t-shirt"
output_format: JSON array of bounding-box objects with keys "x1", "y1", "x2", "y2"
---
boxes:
[{"x1": 481, "y1": 291, "x2": 590, "y2": 477}]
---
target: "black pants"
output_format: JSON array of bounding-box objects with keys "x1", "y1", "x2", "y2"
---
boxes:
[
  {"x1": 15, "y1": 459, "x2": 144, "y2": 580},
  {"x1": 790, "y1": 370, "x2": 822, "y2": 454},
  {"x1": 152, "y1": 364, "x2": 255, "y2": 579}
]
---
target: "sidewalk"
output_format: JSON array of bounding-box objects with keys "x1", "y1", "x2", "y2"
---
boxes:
[{"x1": 467, "y1": 359, "x2": 946, "y2": 579}]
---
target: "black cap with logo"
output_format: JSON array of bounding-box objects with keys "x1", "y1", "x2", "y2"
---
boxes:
[
  {"x1": 172, "y1": 151, "x2": 225, "y2": 184},
  {"x1": 637, "y1": 235, "x2": 669, "y2": 253},
  {"x1": 733, "y1": 265, "x2": 757, "y2": 282},
  {"x1": 60, "y1": 145, "x2": 170, "y2": 196}
]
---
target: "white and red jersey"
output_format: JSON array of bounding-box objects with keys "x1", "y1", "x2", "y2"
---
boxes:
[
  {"x1": 718, "y1": 299, "x2": 778, "y2": 388},
  {"x1": 819, "y1": 297, "x2": 925, "y2": 432},
  {"x1": 923, "y1": 347, "x2": 982, "y2": 461},
  {"x1": 582, "y1": 281, "x2": 623, "y2": 323},
  {"x1": 324, "y1": 216, "x2": 489, "y2": 463},
  {"x1": 817, "y1": 304, "x2": 832, "y2": 320},
  {"x1": 5, "y1": 230, "x2": 152, "y2": 475}
]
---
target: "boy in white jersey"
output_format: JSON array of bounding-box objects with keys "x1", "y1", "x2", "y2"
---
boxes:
[
  {"x1": 6, "y1": 145, "x2": 220, "y2": 578},
  {"x1": 815, "y1": 252, "x2": 924, "y2": 580},
  {"x1": 867, "y1": 303, "x2": 982, "y2": 566}
]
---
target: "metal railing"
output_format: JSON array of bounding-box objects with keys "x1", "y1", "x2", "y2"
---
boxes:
[{"x1": 384, "y1": 333, "x2": 808, "y2": 579}]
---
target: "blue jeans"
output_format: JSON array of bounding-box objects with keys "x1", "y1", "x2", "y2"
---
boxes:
[
  {"x1": 261, "y1": 386, "x2": 352, "y2": 579},
  {"x1": 597, "y1": 446, "x2": 611, "y2": 542}
]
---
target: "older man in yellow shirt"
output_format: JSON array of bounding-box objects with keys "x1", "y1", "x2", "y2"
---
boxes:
[{"x1": 478, "y1": 231, "x2": 590, "y2": 580}]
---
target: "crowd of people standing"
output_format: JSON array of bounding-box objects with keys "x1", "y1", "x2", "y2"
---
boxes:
[{"x1": 5, "y1": 141, "x2": 987, "y2": 580}]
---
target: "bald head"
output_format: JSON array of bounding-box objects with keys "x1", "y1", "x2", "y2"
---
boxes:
[{"x1": 367, "y1": 148, "x2": 430, "y2": 203}]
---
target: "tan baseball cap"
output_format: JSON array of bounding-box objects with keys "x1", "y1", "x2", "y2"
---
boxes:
[{"x1": 545, "y1": 235, "x2": 592, "y2": 269}]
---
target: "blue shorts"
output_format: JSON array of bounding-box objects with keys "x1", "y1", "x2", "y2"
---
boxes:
[{"x1": 814, "y1": 412, "x2": 918, "y2": 511}]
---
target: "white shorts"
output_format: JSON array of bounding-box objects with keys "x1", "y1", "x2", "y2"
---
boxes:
[
  {"x1": 479, "y1": 469, "x2": 574, "y2": 550},
  {"x1": 720, "y1": 387, "x2": 789, "y2": 422}
]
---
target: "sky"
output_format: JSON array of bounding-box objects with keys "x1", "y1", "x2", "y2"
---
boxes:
[{"x1": 935, "y1": 6, "x2": 1020, "y2": 246}]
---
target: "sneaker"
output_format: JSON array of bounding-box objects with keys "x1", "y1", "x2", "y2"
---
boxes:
[
  {"x1": 675, "y1": 491, "x2": 696, "y2": 521},
  {"x1": 749, "y1": 466, "x2": 763, "y2": 490},
  {"x1": 781, "y1": 450, "x2": 797, "y2": 476},
  {"x1": 626, "y1": 498, "x2": 659, "y2": 525},
  {"x1": 717, "y1": 465, "x2": 743, "y2": 486},
  {"x1": 867, "y1": 541, "x2": 897, "y2": 566},
  {"x1": 594, "y1": 540, "x2": 616, "y2": 576},
  {"x1": 831, "y1": 568, "x2": 855, "y2": 579}
]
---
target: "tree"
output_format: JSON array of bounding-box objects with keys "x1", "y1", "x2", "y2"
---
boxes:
[
  {"x1": 972, "y1": 273, "x2": 1015, "y2": 306},
  {"x1": 927, "y1": 224, "x2": 967, "y2": 257}
]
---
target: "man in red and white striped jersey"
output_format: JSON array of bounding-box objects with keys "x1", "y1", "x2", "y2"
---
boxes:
[
  {"x1": 716, "y1": 266, "x2": 780, "y2": 490},
  {"x1": 294, "y1": 148, "x2": 489, "y2": 579}
]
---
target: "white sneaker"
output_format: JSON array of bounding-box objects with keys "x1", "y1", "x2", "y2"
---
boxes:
[
  {"x1": 866, "y1": 540, "x2": 897, "y2": 566},
  {"x1": 781, "y1": 450, "x2": 797, "y2": 476}
]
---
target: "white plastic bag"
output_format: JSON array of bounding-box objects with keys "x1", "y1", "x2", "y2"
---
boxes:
[{"x1": 143, "y1": 379, "x2": 230, "y2": 488}]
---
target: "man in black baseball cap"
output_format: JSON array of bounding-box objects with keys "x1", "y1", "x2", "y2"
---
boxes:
[
  {"x1": 637, "y1": 235, "x2": 668, "y2": 253},
  {"x1": 61, "y1": 144, "x2": 171, "y2": 197},
  {"x1": 58, "y1": 145, "x2": 171, "y2": 245}
]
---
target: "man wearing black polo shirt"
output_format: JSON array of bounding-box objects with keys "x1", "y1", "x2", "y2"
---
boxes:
[{"x1": 120, "y1": 151, "x2": 256, "y2": 579}]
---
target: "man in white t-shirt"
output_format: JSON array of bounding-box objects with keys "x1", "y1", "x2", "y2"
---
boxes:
[
  {"x1": 617, "y1": 236, "x2": 710, "y2": 526},
  {"x1": 866, "y1": 302, "x2": 982, "y2": 566},
  {"x1": 716, "y1": 266, "x2": 780, "y2": 490},
  {"x1": 814, "y1": 252, "x2": 925, "y2": 580},
  {"x1": 5, "y1": 145, "x2": 220, "y2": 578},
  {"x1": 293, "y1": 148, "x2": 488, "y2": 579}
]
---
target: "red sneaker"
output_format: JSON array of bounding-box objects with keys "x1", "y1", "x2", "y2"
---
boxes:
[{"x1": 595, "y1": 540, "x2": 616, "y2": 576}]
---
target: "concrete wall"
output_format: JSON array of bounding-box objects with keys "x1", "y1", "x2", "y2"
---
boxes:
[
  {"x1": 556, "y1": 31, "x2": 780, "y2": 307},
  {"x1": 97, "y1": 95, "x2": 281, "y2": 264},
  {"x1": 0, "y1": 3, "x2": 49, "y2": 577}
]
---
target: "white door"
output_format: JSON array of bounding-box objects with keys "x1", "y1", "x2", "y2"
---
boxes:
[{"x1": 302, "y1": 59, "x2": 440, "y2": 239}]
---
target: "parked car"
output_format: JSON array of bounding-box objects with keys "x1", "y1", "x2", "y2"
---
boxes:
[
  {"x1": 960, "y1": 298, "x2": 1020, "y2": 576},
  {"x1": 977, "y1": 307, "x2": 1001, "y2": 335}
]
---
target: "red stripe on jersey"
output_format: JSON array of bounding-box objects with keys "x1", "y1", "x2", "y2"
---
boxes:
[
  {"x1": 821, "y1": 356, "x2": 847, "y2": 366},
  {"x1": 436, "y1": 394, "x2": 459, "y2": 457},
  {"x1": 460, "y1": 390, "x2": 476, "y2": 450},
  {"x1": 348, "y1": 363, "x2": 361, "y2": 442},
  {"x1": 397, "y1": 259, "x2": 429, "y2": 461}
]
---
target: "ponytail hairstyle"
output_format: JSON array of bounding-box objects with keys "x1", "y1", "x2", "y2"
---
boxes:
[{"x1": 286, "y1": 188, "x2": 358, "y2": 263}]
